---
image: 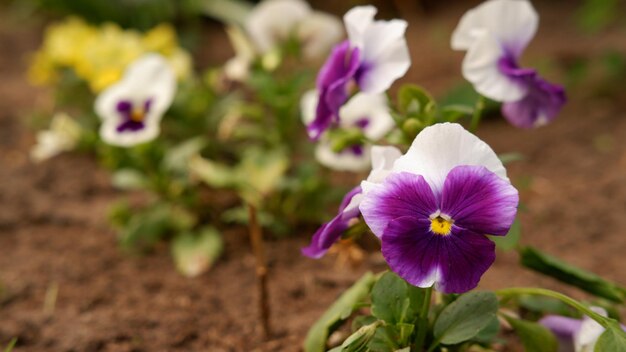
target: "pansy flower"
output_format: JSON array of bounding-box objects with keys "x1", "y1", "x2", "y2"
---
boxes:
[
  {"x1": 95, "y1": 54, "x2": 175, "y2": 147},
  {"x1": 540, "y1": 307, "x2": 626, "y2": 352},
  {"x1": 359, "y1": 123, "x2": 519, "y2": 293},
  {"x1": 307, "y1": 5, "x2": 410, "y2": 139},
  {"x1": 245, "y1": 0, "x2": 343, "y2": 60},
  {"x1": 301, "y1": 90, "x2": 395, "y2": 171},
  {"x1": 30, "y1": 112, "x2": 82, "y2": 162},
  {"x1": 451, "y1": 0, "x2": 566, "y2": 128},
  {"x1": 302, "y1": 145, "x2": 402, "y2": 258}
]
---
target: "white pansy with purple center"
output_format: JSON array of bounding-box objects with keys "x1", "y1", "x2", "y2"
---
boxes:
[
  {"x1": 96, "y1": 54, "x2": 176, "y2": 147},
  {"x1": 451, "y1": 0, "x2": 566, "y2": 128},
  {"x1": 245, "y1": 0, "x2": 343, "y2": 60},
  {"x1": 301, "y1": 90, "x2": 395, "y2": 172},
  {"x1": 307, "y1": 5, "x2": 410, "y2": 139},
  {"x1": 359, "y1": 123, "x2": 519, "y2": 293},
  {"x1": 541, "y1": 307, "x2": 626, "y2": 352},
  {"x1": 302, "y1": 145, "x2": 402, "y2": 258}
]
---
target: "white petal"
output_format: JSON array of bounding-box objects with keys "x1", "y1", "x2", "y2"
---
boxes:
[
  {"x1": 462, "y1": 32, "x2": 527, "y2": 102},
  {"x1": 361, "y1": 145, "x2": 402, "y2": 193},
  {"x1": 298, "y1": 12, "x2": 344, "y2": 59},
  {"x1": 346, "y1": 7, "x2": 410, "y2": 93},
  {"x1": 245, "y1": 0, "x2": 311, "y2": 53},
  {"x1": 95, "y1": 53, "x2": 176, "y2": 122},
  {"x1": 451, "y1": 0, "x2": 538, "y2": 57},
  {"x1": 224, "y1": 56, "x2": 251, "y2": 82},
  {"x1": 344, "y1": 5, "x2": 377, "y2": 50},
  {"x1": 315, "y1": 142, "x2": 372, "y2": 172},
  {"x1": 574, "y1": 307, "x2": 607, "y2": 352},
  {"x1": 392, "y1": 123, "x2": 508, "y2": 194},
  {"x1": 300, "y1": 89, "x2": 318, "y2": 125},
  {"x1": 30, "y1": 113, "x2": 81, "y2": 162},
  {"x1": 100, "y1": 120, "x2": 160, "y2": 147},
  {"x1": 339, "y1": 93, "x2": 394, "y2": 140}
]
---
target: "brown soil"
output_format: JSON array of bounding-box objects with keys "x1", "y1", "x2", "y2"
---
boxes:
[{"x1": 1, "y1": 1, "x2": 625, "y2": 351}]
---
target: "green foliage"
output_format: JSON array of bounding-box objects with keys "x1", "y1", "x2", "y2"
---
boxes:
[
  {"x1": 505, "y1": 317, "x2": 558, "y2": 352},
  {"x1": 3, "y1": 338, "x2": 17, "y2": 352},
  {"x1": 171, "y1": 227, "x2": 223, "y2": 277},
  {"x1": 520, "y1": 246, "x2": 626, "y2": 302},
  {"x1": 576, "y1": 0, "x2": 619, "y2": 33},
  {"x1": 488, "y1": 218, "x2": 521, "y2": 251},
  {"x1": 304, "y1": 272, "x2": 377, "y2": 352},
  {"x1": 328, "y1": 321, "x2": 383, "y2": 352},
  {"x1": 371, "y1": 272, "x2": 426, "y2": 325},
  {"x1": 595, "y1": 324, "x2": 626, "y2": 352},
  {"x1": 432, "y1": 291, "x2": 499, "y2": 346}
]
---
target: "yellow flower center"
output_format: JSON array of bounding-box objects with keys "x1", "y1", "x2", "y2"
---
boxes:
[
  {"x1": 130, "y1": 108, "x2": 145, "y2": 122},
  {"x1": 430, "y1": 216, "x2": 453, "y2": 236}
]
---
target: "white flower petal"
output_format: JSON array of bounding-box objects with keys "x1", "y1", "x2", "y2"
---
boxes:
[
  {"x1": 462, "y1": 32, "x2": 527, "y2": 102},
  {"x1": 574, "y1": 307, "x2": 607, "y2": 352},
  {"x1": 315, "y1": 142, "x2": 371, "y2": 172},
  {"x1": 345, "y1": 6, "x2": 410, "y2": 93},
  {"x1": 100, "y1": 120, "x2": 160, "y2": 147},
  {"x1": 300, "y1": 89, "x2": 318, "y2": 125},
  {"x1": 339, "y1": 92, "x2": 394, "y2": 140},
  {"x1": 344, "y1": 5, "x2": 376, "y2": 50},
  {"x1": 361, "y1": 145, "x2": 402, "y2": 193},
  {"x1": 392, "y1": 123, "x2": 508, "y2": 193},
  {"x1": 30, "y1": 113, "x2": 81, "y2": 162},
  {"x1": 298, "y1": 12, "x2": 344, "y2": 59},
  {"x1": 245, "y1": 0, "x2": 311, "y2": 53},
  {"x1": 451, "y1": 0, "x2": 538, "y2": 57}
]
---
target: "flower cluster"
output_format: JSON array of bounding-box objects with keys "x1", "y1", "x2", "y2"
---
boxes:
[{"x1": 29, "y1": 18, "x2": 191, "y2": 92}]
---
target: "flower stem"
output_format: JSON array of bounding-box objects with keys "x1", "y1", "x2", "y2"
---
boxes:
[
  {"x1": 413, "y1": 286, "x2": 433, "y2": 351},
  {"x1": 496, "y1": 287, "x2": 612, "y2": 328},
  {"x1": 247, "y1": 203, "x2": 271, "y2": 339},
  {"x1": 470, "y1": 95, "x2": 485, "y2": 132}
]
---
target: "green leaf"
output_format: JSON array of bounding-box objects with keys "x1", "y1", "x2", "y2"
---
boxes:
[
  {"x1": 336, "y1": 321, "x2": 383, "y2": 352},
  {"x1": 473, "y1": 316, "x2": 500, "y2": 344},
  {"x1": 3, "y1": 338, "x2": 17, "y2": 352},
  {"x1": 498, "y1": 152, "x2": 524, "y2": 165},
  {"x1": 188, "y1": 155, "x2": 239, "y2": 189},
  {"x1": 111, "y1": 168, "x2": 148, "y2": 190},
  {"x1": 488, "y1": 218, "x2": 521, "y2": 251},
  {"x1": 171, "y1": 228, "x2": 223, "y2": 277},
  {"x1": 440, "y1": 104, "x2": 473, "y2": 122},
  {"x1": 433, "y1": 291, "x2": 499, "y2": 345},
  {"x1": 505, "y1": 317, "x2": 558, "y2": 352},
  {"x1": 518, "y1": 295, "x2": 573, "y2": 316},
  {"x1": 237, "y1": 148, "x2": 288, "y2": 206},
  {"x1": 371, "y1": 272, "x2": 426, "y2": 325},
  {"x1": 595, "y1": 324, "x2": 626, "y2": 352},
  {"x1": 398, "y1": 85, "x2": 436, "y2": 115},
  {"x1": 304, "y1": 272, "x2": 377, "y2": 352},
  {"x1": 163, "y1": 137, "x2": 207, "y2": 172},
  {"x1": 520, "y1": 246, "x2": 626, "y2": 302}
]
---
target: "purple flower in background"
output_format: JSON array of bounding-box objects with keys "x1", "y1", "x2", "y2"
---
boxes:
[
  {"x1": 95, "y1": 54, "x2": 176, "y2": 147},
  {"x1": 451, "y1": 0, "x2": 566, "y2": 128},
  {"x1": 359, "y1": 123, "x2": 519, "y2": 293},
  {"x1": 307, "y1": 6, "x2": 410, "y2": 139},
  {"x1": 302, "y1": 146, "x2": 402, "y2": 258},
  {"x1": 301, "y1": 90, "x2": 395, "y2": 172},
  {"x1": 540, "y1": 307, "x2": 626, "y2": 352}
]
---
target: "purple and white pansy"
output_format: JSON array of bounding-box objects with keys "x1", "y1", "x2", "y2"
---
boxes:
[
  {"x1": 359, "y1": 123, "x2": 519, "y2": 293},
  {"x1": 245, "y1": 0, "x2": 343, "y2": 60},
  {"x1": 540, "y1": 307, "x2": 626, "y2": 352},
  {"x1": 302, "y1": 145, "x2": 402, "y2": 258},
  {"x1": 301, "y1": 90, "x2": 395, "y2": 171},
  {"x1": 95, "y1": 54, "x2": 176, "y2": 147},
  {"x1": 307, "y1": 5, "x2": 410, "y2": 139},
  {"x1": 451, "y1": 0, "x2": 566, "y2": 129}
]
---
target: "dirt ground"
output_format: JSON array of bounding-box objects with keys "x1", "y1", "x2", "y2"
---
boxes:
[{"x1": 1, "y1": 1, "x2": 625, "y2": 351}]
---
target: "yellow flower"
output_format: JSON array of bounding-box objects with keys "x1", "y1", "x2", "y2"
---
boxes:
[
  {"x1": 168, "y1": 48, "x2": 193, "y2": 81},
  {"x1": 143, "y1": 23, "x2": 178, "y2": 55},
  {"x1": 43, "y1": 17, "x2": 96, "y2": 67},
  {"x1": 28, "y1": 51, "x2": 58, "y2": 85}
]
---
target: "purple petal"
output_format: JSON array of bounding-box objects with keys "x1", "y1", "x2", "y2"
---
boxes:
[
  {"x1": 440, "y1": 165, "x2": 518, "y2": 236},
  {"x1": 116, "y1": 100, "x2": 133, "y2": 113},
  {"x1": 539, "y1": 315, "x2": 580, "y2": 352},
  {"x1": 116, "y1": 120, "x2": 145, "y2": 132},
  {"x1": 307, "y1": 41, "x2": 361, "y2": 140},
  {"x1": 381, "y1": 216, "x2": 496, "y2": 293},
  {"x1": 360, "y1": 172, "x2": 438, "y2": 238},
  {"x1": 301, "y1": 186, "x2": 362, "y2": 259},
  {"x1": 498, "y1": 55, "x2": 566, "y2": 129},
  {"x1": 502, "y1": 76, "x2": 566, "y2": 129}
]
